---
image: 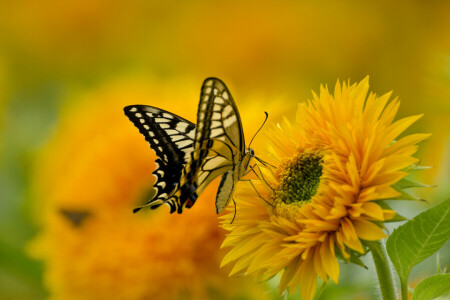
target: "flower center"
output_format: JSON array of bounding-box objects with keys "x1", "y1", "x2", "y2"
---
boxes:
[{"x1": 275, "y1": 150, "x2": 323, "y2": 206}]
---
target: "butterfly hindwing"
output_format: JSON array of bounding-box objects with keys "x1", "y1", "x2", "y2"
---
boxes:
[
  {"x1": 124, "y1": 105, "x2": 195, "y2": 212},
  {"x1": 215, "y1": 169, "x2": 236, "y2": 214}
]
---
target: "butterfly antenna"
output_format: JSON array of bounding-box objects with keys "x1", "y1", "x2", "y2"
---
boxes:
[{"x1": 248, "y1": 112, "x2": 269, "y2": 148}]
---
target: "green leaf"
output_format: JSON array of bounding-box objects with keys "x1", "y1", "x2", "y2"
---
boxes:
[
  {"x1": 384, "y1": 214, "x2": 409, "y2": 223},
  {"x1": 376, "y1": 201, "x2": 409, "y2": 222},
  {"x1": 405, "y1": 162, "x2": 432, "y2": 172},
  {"x1": 412, "y1": 165, "x2": 433, "y2": 171},
  {"x1": 411, "y1": 274, "x2": 450, "y2": 300},
  {"x1": 335, "y1": 247, "x2": 368, "y2": 269},
  {"x1": 392, "y1": 186, "x2": 421, "y2": 201},
  {"x1": 386, "y1": 198, "x2": 450, "y2": 285},
  {"x1": 394, "y1": 177, "x2": 433, "y2": 189}
]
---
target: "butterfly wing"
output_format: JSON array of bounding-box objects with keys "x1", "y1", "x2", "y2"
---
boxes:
[
  {"x1": 215, "y1": 170, "x2": 236, "y2": 214},
  {"x1": 179, "y1": 78, "x2": 245, "y2": 212},
  {"x1": 124, "y1": 105, "x2": 195, "y2": 213}
]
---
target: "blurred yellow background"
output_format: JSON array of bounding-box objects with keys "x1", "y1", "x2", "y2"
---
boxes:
[{"x1": 1, "y1": 0, "x2": 449, "y2": 299}]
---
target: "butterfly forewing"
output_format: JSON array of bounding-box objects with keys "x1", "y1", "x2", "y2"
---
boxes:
[
  {"x1": 124, "y1": 105, "x2": 195, "y2": 212},
  {"x1": 196, "y1": 78, "x2": 244, "y2": 151},
  {"x1": 179, "y1": 78, "x2": 245, "y2": 211}
]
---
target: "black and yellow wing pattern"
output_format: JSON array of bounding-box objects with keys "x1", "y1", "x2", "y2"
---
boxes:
[
  {"x1": 124, "y1": 78, "x2": 254, "y2": 214},
  {"x1": 179, "y1": 78, "x2": 252, "y2": 214},
  {"x1": 123, "y1": 105, "x2": 195, "y2": 213}
]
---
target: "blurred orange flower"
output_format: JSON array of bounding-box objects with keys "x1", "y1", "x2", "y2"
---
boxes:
[{"x1": 28, "y1": 77, "x2": 277, "y2": 300}]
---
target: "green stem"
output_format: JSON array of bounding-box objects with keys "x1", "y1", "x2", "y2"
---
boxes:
[
  {"x1": 400, "y1": 279, "x2": 408, "y2": 300},
  {"x1": 368, "y1": 241, "x2": 397, "y2": 300}
]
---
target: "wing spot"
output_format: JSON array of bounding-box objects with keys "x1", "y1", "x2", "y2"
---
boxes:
[
  {"x1": 144, "y1": 107, "x2": 160, "y2": 114},
  {"x1": 176, "y1": 122, "x2": 189, "y2": 132},
  {"x1": 155, "y1": 118, "x2": 170, "y2": 123},
  {"x1": 149, "y1": 132, "x2": 155, "y2": 137},
  {"x1": 203, "y1": 156, "x2": 227, "y2": 171},
  {"x1": 139, "y1": 119, "x2": 145, "y2": 123},
  {"x1": 186, "y1": 128, "x2": 195, "y2": 139},
  {"x1": 166, "y1": 129, "x2": 178, "y2": 135},
  {"x1": 163, "y1": 113, "x2": 174, "y2": 119},
  {"x1": 222, "y1": 105, "x2": 233, "y2": 118},
  {"x1": 157, "y1": 181, "x2": 166, "y2": 189},
  {"x1": 221, "y1": 92, "x2": 229, "y2": 100},
  {"x1": 223, "y1": 115, "x2": 237, "y2": 127},
  {"x1": 211, "y1": 128, "x2": 224, "y2": 137},
  {"x1": 171, "y1": 135, "x2": 184, "y2": 142},
  {"x1": 176, "y1": 140, "x2": 193, "y2": 148},
  {"x1": 143, "y1": 125, "x2": 150, "y2": 130},
  {"x1": 212, "y1": 112, "x2": 221, "y2": 120},
  {"x1": 135, "y1": 113, "x2": 142, "y2": 117},
  {"x1": 211, "y1": 120, "x2": 221, "y2": 128},
  {"x1": 215, "y1": 98, "x2": 225, "y2": 104},
  {"x1": 146, "y1": 112, "x2": 154, "y2": 117},
  {"x1": 160, "y1": 124, "x2": 170, "y2": 129},
  {"x1": 129, "y1": 107, "x2": 137, "y2": 112},
  {"x1": 158, "y1": 146, "x2": 163, "y2": 152},
  {"x1": 153, "y1": 139, "x2": 159, "y2": 144}
]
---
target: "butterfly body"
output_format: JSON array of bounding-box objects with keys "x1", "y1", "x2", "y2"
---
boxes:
[{"x1": 124, "y1": 78, "x2": 254, "y2": 214}]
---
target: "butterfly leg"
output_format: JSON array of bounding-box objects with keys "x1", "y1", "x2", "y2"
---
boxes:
[
  {"x1": 240, "y1": 178, "x2": 274, "y2": 208},
  {"x1": 230, "y1": 197, "x2": 237, "y2": 224},
  {"x1": 246, "y1": 163, "x2": 276, "y2": 194}
]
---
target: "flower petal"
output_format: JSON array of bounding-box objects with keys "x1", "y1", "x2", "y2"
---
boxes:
[{"x1": 353, "y1": 219, "x2": 387, "y2": 240}]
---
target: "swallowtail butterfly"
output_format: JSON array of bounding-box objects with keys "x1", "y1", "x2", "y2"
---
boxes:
[{"x1": 124, "y1": 78, "x2": 255, "y2": 214}]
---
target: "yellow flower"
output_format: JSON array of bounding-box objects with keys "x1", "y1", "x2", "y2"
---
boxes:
[
  {"x1": 220, "y1": 77, "x2": 430, "y2": 300},
  {"x1": 28, "y1": 77, "x2": 274, "y2": 300}
]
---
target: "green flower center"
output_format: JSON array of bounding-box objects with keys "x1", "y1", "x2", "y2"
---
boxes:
[{"x1": 275, "y1": 150, "x2": 323, "y2": 206}]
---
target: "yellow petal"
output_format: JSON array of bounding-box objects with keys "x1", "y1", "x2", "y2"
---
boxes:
[
  {"x1": 340, "y1": 218, "x2": 364, "y2": 253},
  {"x1": 278, "y1": 262, "x2": 298, "y2": 295},
  {"x1": 385, "y1": 114, "x2": 423, "y2": 142},
  {"x1": 383, "y1": 209, "x2": 396, "y2": 220},
  {"x1": 320, "y1": 236, "x2": 339, "y2": 283},
  {"x1": 299, "y1": 258, "x2": 318, "y2": 300},
  {"x1": 313, "y1": 246, "x2": 327, "y2": 281},
  {"x1": 360, "y1": 202, "x2": 384, "y2": 220},
  {"x1": 353, "y1": 219, "x2": 386, "y2": 240}
]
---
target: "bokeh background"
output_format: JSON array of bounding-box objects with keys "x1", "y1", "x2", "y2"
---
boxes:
[{"x1": 1, "y1": 1, "x2": 449, "y2": 299}]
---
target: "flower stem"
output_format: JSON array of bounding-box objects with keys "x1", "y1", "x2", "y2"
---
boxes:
[
  {"x1": 368, "y1": 241, "x2": 396, "y2": 300},
  {"x1": 400, "y1": 280, "x2": 408, "y2": 300}
]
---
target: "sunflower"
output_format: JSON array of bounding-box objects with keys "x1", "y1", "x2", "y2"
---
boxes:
[{"x1": 220, "y1": 77, "x2": 430, "y2": 300}]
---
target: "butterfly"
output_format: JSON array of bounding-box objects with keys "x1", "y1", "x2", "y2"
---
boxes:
[{"x1": 124, "y1": 77, "x2": 259, "y2": 214}]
